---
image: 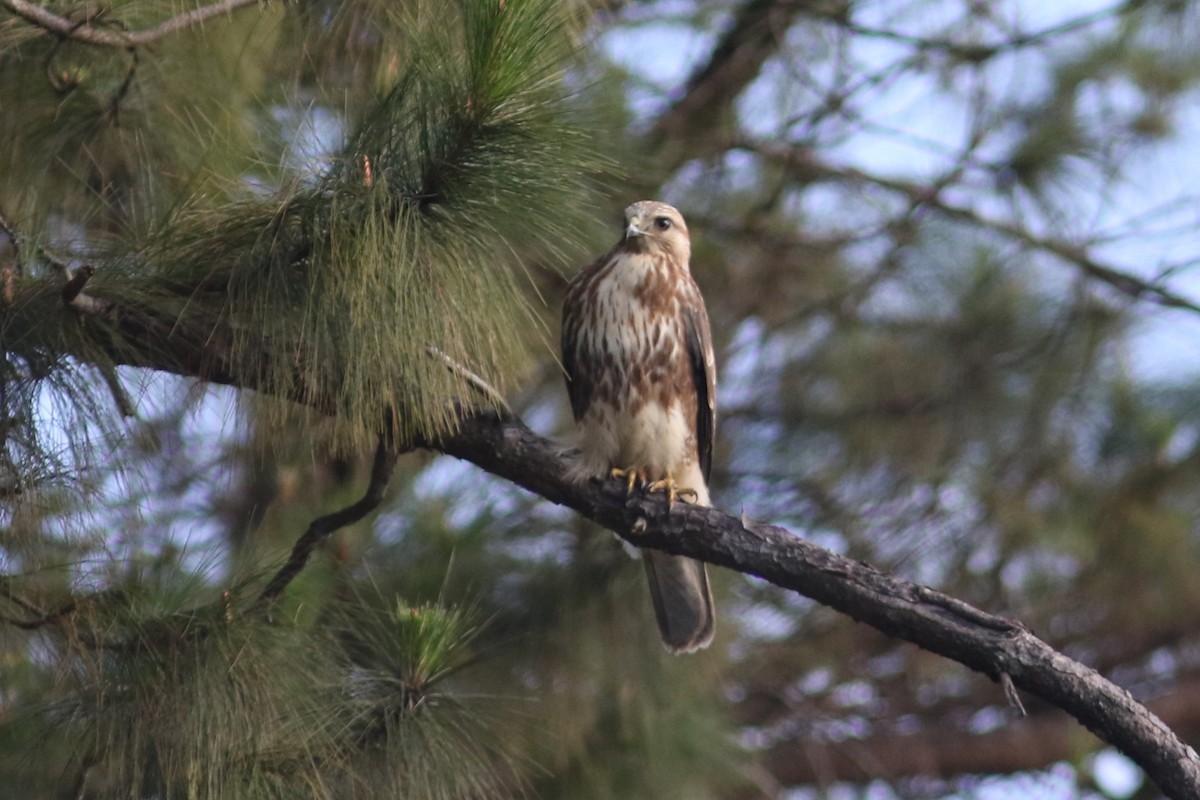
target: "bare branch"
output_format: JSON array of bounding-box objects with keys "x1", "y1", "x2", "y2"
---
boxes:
[
  {"x1": 1000, "y1": 672, "x2": 1027, "y2": 717},
  {"x1": 432, "y1": 409, "x2": 1200, "y2": 800},
  {"x1": 0, "y1": 0, "x2": 268, "y2": 48},
  {"x1": 256, "y1": 436, "x2": 399, "y2": 604},
  {"x1": 427, "y1": 345, "x2": 513, "y2": 414}
]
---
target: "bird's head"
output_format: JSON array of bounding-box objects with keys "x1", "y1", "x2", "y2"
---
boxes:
[{"x1": 621, "y1": 200, "x2": 690, "y2": 265}]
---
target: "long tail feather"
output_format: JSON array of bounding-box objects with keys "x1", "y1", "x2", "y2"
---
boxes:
[{"x1": 643, "y1": 551, "x2": 715, "y2": 654}]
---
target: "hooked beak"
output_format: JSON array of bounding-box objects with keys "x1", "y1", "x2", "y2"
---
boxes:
[{"x1": 624, "y1": 216, "x2": 643, "y2": 240}]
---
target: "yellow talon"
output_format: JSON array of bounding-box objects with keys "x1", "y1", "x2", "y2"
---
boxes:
[
  {"x1": 646, "y1": 475, "x2": 698, "y2": 509},
  {"x1": 610, "y1": 467, "x2": 646, "y2": 493}
]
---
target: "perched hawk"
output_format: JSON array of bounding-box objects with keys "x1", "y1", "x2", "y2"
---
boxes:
[{"x1": 561, "y1": 200, "x2": 716, "y2": 654}]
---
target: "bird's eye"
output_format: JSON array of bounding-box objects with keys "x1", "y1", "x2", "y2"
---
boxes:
[{"x1": 654, "y1": 217, "x2": 672, "y2": 231}]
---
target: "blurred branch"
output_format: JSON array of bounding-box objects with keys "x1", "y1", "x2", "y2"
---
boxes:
[
  {"x1": 748, "y1": 669, "x2": 1200, "y2": 788},
  {"x1": 643, "y1": 0, "x2": 1133, "y2": 177},
  {"x1": 649, "y1": 0, "x2": 803, "y2": 171},
  {"x1": 0, "y1": 0, "x2": 267, "y2": 48},
  {"x1": 0, "y1": 574, "x2": 77, "y2": 629},
  {"x1": 58, "y1": 271, "x2": 267, "y2": 391},
  {"x1": 814, "y1": 0, "x2": 1132, "y2": 63},
  {"x1": 0, "y1": 574, "x2": 49, "y2": 617},
  {"x1": 742, "y1": 141, "x2": 1200, "y2": 315}
]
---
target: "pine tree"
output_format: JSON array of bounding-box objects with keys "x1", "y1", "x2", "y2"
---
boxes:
[{"x1": 4, "y1": 1, "x2": 1200, "y2": 798}]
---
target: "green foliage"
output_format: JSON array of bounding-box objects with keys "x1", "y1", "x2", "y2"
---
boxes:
[
  {"x1": 205, "y1": 0, "x2": 604, "y2": 447},
  {"x1": 3, "y1": 0, "x2": 607, "y2": 472},
  {"x1": 0, "y1": 576, "x2": 524, "y2": 799},
  {"x1": 350, "y1": 492, "x2": 738, "y2": 800},
  {"x1": 8, "y1": 585, "x2": 321, "y2": 798},
  {"x1": 324, "y1": 594, "x2": 521, "y2": 800},
  {"x1": 7, "y1": 0, "x2": 1200, "y2": 796},
  {"x1": 0, "y1": 5, "x2": 281, "y2": 226}
]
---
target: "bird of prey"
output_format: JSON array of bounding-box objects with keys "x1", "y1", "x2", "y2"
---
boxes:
[{"x1": 561, "y1": 200, "x2": 716, "y2": 654}]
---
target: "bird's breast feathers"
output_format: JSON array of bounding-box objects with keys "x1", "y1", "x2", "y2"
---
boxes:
[{"x1": 569, "y1": 252, "x2": 700, "y2": 482}]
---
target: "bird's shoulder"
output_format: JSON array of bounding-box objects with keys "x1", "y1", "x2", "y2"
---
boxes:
[{"x1": 563, "y1": 246, "x2": 639, "y2": 317}]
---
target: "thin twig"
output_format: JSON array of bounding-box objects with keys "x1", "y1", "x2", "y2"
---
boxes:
[
  {"x1": 741, "y1": 141, "x2": 1200, "y2": 315},
  {"x1": 98, "y1": 361, "x2": 135, "y2": 417},
  {"x1": 256, "y1": 436, "x2": 399, "y2": 604},
  {"x1": 1001, "y1": 672, "x2": 1028, "y2": 716},
  {"x1": 0, "y1": 0, "x2": 267, "y2": 48},
  {"x1": 915, "y1": 585, "x2": 1024, "y2": 634},
  {"x1": 818, "y1": 0, "x2": 1130, "y2": 62},
  {"x1": 427, "y1": 345, "x2": 512, "y2": 414}
]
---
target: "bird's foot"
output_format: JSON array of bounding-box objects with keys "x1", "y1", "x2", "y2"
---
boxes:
[
  {"x1": 645, "y1": 475, "x2": 698, "y2": 509},
  {"x1": 611, "y1": 467, "x2": 647, "y2": 494}
]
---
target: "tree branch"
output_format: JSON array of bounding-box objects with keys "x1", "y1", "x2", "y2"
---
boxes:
[
  {"x1": 431, "y1": 409, "x2": 1200, "y2": 800},
  {"x1": 257, "y1": 436, "x2": 399, "y2": 604},
  {"x1": 28, "y1": 285, "x2": 1200, "y2": 797},
  {"x1": 0, "y1": 574, "x2": 77, "y2": 629},
  {"x1": 812, "y1": 0, "x2": 1132, "y2": 63},
  {"x1": 648, "y1": 0, "x2": 802, "y2": 171},
  {"x1": 0, "y1": 0, "x2": 268, "y2": 48}
]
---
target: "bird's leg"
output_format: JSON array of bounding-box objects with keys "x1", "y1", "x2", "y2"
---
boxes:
[
  {"x1": 645, "y1": 473, "x2": 699, "y2": 509},
  {"x1": 610, "y1": 467, "x2": 647, "y2": 494}
]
